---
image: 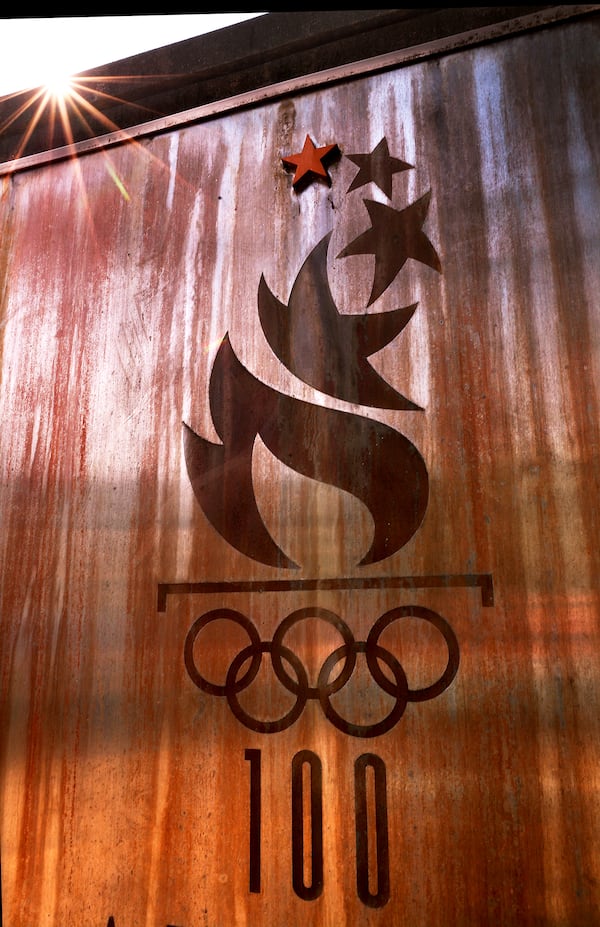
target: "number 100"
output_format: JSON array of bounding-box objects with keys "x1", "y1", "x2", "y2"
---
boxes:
[{"x1": 245, "y1": 749, "x2": 390, "y2": 908}]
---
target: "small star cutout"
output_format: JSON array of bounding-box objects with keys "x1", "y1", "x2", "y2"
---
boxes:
[
  {"x1": 337, "y1": 192, "x2": 441, "y2": 305},
  {"x1": 346, "y1": 137, "x2": 412, "y2": 199},
  {"x1": 282, "y1": 135, "x2": 340, "y2": 190}
]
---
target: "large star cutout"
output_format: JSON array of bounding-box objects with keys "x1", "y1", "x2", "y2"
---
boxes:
[
  {"x1": 282, "y1": 135, "x2": 340, "y2": 190},
  {"x1": 346, "y1": 137, "x2": 412, "y2": 199},
  {"x1": 337, "y1": 192, "x2": 442, "y2": 305}
]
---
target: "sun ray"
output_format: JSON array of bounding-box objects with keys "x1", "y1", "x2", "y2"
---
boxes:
[
  {"x1": 0, "y1": 66, "x2": 208, "y2": 241},
  {"x1": 11, "y1": 92, "x2": 55, "y2": 161},
  {"x1": 0, "y1": 87, "x2": 47, "y2": 137}
]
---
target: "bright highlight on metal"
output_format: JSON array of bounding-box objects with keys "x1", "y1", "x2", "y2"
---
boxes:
[{"x1": 44, "y1": 73, "x2": 75, "y2": 100}]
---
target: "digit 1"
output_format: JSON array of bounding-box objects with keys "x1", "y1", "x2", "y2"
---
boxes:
[
  {"x1": 355, "y1": 753, "x2": 390, "y2": 908},
  {"x1": 245, "y1": 749, "x2": 261, "y2": 893},
  {"x1": 291, "y1": 750, "x2": 323, "y2": 900}
]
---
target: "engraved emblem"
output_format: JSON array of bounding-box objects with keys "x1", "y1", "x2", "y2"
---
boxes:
[
  {"x1": 183, "y1": 136, "x2": 437, "y2": 570},
  {"x1": 172, "y1": 135, "x2": 492, "y2": 739}
]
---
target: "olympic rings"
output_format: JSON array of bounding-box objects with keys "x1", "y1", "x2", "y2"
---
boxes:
[{"x1": 184, "y1": 605, "x2": 459, "y2": 737}]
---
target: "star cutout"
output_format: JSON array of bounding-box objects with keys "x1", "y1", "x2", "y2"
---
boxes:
[
  {"x1": 337, "y1": 192, "x2": 442, "y2": 305},
  {"x1": 282, "y1": 135, "x2": 340, "y2": 190},
  {"x1": 346, "y1": 137, "x2": 413, "y2": 199}
]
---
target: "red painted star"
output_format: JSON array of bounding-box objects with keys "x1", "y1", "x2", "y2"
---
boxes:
[{"x1": 282, "y1": 135, "x2": 339, "y2": 189}]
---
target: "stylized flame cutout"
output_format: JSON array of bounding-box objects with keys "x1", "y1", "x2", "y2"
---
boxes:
[
  {"x1": 184, "y1": 336, "x2": 429, "y2": 568},
  {"x1": 258, "y1": 233, "x2": 421, "y2": 410}
]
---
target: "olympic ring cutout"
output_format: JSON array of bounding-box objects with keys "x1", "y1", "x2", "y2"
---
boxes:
[
  {"x1": 184, "y1": 605, "x2": 459, "y2": 737},
  {"x1": 184, "y1": 608, "x2": 261, "y2": 696},
  {"x1": 272, "y1": 607, "x2": 356, "y2": 698},
  {"x1": 367, "y1": 605, "x2": 459, "y2": 702},
  {"x1": 318, "y1": 641, "x2": 408, "y2": 738},
  {"x1": 226, "y1": 641, "x2": 308, "y2": 734}
]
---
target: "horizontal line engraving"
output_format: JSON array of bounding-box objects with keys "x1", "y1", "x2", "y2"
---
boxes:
[{"x1": 157, "y1": 573, "x2": 494, "y2": 612}]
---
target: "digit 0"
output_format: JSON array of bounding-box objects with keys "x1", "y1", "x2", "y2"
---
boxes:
[
  {"x1": 291, "y1": 750, "x2": 323, "y2": 900},
  {"x1": 354, "y1": 753, "x2": 390, "y2": 908}
]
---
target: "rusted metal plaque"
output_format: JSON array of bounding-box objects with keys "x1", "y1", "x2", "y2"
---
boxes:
[{"x1": 1, "y1": 13, "x2": 599, "y2": 927}]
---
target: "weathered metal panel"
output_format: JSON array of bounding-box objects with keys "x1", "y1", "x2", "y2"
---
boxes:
[{"x1": 0, "y1": 13, "x2": 599, "y2": 927}]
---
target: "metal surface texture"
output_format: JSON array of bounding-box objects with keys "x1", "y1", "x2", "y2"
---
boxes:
[
  {"x1": 0, "y1": 8, "x2": 583, "y2": 165},
  {"x1": 1, "y1": 11, "x2": 599, "y2": 927}
]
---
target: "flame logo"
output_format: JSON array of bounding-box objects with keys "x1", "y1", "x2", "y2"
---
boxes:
[
  {"x1": 258, "y1": 233, "x2": 421, "y2": 411},
  {"x1": 184, "y1": 142, "x2": 440, "y2": 569},
  {"x1": 183, "y1": 334, "x2": 428, "y2": 568}
]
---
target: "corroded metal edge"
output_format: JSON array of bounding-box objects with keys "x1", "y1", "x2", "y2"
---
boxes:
[{"x1": 0, "y1": 5, "x2": 597, "y2": 177}]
